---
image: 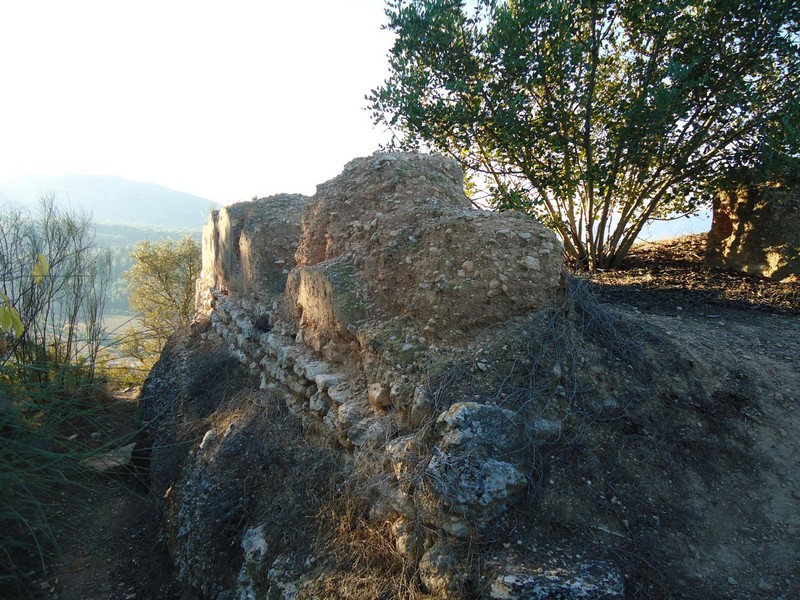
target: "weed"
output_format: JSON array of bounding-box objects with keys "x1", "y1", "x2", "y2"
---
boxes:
[{"x1": 0, "y1": 364, "x2": 132, "y2": 597}]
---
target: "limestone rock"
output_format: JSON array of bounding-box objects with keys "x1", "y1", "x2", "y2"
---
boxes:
[
  {"x1": 236, "y1": 526, "x2": 269, "y2": 600},
  {"x1": 410, "y1": 385, "x2": 433, "y2": 426},
  {"x1": 486, "y1": 559, "x2": 624, "y2": 599},
  {"x1": 391, "y1": 516, "x2": 424, "y2": 560},
  {"x1": 418, "y1": 542, "x2": 468, "y2": 596},
  {"x1": 435, "y1": 401, "x2": 522, "y2": 453},
  {"x1": 425, "y1": 401, "x2": 528, "y2": 529},
  {"x1": 387, "y1": 433, "x2": 420, "y2": 484},
  {"x1": 426, "y1": 453, "x2": 528, "y2": 525},
  {"x1": 83, "y1": 442, "x2": 137, "y2": 472}
]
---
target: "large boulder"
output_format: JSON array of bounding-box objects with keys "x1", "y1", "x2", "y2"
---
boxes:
[{"x1": 705, "y1": 183, "x2": 799, "y2": 282}]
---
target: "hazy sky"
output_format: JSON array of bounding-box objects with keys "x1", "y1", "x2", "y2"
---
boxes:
[{"x1": 0, "y1": 0, "x2": 394, "y2": 204}]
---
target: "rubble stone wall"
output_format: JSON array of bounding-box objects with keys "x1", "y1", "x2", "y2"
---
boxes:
[
  {"x1": 197, "y1": 154, "x2": 565, "y2": 457},
  {"x1": 185, "y1": 153, "x2": 605, "y2": 596}
]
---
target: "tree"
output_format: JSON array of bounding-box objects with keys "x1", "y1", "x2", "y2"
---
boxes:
[
  {"x1": 0, "y1": 197, "x2": 111, "y2": 378},
  {"x1": 369, "y1": 0, "x2": 800, "y2": 269},
  {"x1": 123, "y1": 236, "x2": 201, "y2": 365}
]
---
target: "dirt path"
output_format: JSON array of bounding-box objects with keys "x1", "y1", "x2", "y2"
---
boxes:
[
  {"x1": 639, "y1": 309, "x2": 800, "y2": 596},
  {"x1": 36, "y1": 393, "x2": 178, "y2": 600},
  {"x1": 586, "y1": 234, "x2": 800, "y2": 597}
]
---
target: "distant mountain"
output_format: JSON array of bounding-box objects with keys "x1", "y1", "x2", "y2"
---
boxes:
[{"x1": 0, "y1": 174, "x2": 219, "y2": 229}]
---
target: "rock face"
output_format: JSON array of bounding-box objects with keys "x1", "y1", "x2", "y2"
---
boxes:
[
  {"x1": 705, "y1": 183, "x2": 799, "y2": 282},
  {"x1": 486, "y1": 559, "x2": 624, "y2": 599}
]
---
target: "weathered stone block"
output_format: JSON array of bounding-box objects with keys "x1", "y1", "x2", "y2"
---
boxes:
[{"x1": 706, "y1": 183, "x2": 799, "y2": 282}]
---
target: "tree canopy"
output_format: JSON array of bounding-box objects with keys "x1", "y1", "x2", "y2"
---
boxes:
[
  {"x1": 123, "y1": 236, "x2": 201, "y2": 364},
  {"x1": 369, "y1": 0, "x2": 800, "y2": 269}
]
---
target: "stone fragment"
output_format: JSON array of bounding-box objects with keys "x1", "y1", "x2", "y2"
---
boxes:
[
  {"x1": 533, "y1": 418, "x2": 563, "y2": 441},
  {"x1": 386, "y1": 434, "x2": 419, "y2": 484},
  {"x1": 487, "y1": 560, "x2": 624, "y2": 599},
  {"x1": 410, "y1": 385, "x2": 432, "y2": 426},
  {"x1": 368, "y1": 382, "x2": 392, "y2": 407},
  {"x1": 391, "y1": 516, "x2": 423, "y2": 560},
  {"x1": 327, "y1": 383, "x2": 351, "y2": 405},
  {"x1": 293, "y1": 357, "x2": 329, "y2": 380},
  {"x1": 199, "y1": 429, "x2": 217, "y2": 450},
  {"x1": 314, "y1": 372, "x2": 344, "y2": 392},
  {"x1": 418, "y1": 542, "x2": 467, "y2": 596},
  {"x1": 309, "y1": 392, "x2": 331, "y2": 415},
  {"x1": 335, "y1": 398, "x2": 368, "y2": 432},
  {"x1": 348, "y1": 416, "x2": 393, "y2": 448},
  {"x1": 435, "y1": 401, "x2": 522, "y2": 454},
  {"x1": 426, "y1": 454, "x2": 528, "y2": 521},
  {"x1": 518, "y1": 255, "x2": 541, "y2": 270},
  {"x1": 276, "y1": 346, "x2": 295, "y2": 369},
  {"x1": 83, "y1": 443, "x2": 137, "y2": 472}
]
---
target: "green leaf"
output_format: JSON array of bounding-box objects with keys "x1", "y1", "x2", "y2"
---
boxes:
[
  {"x1": 32, "y1": 253, "x2": 49, "y2": 285},
  {"x1": 9, "y1": 307, "x2": 23, "y2": 337},
  {"x1": 0, "y1": 292, "x2": 23, "y2": 337}
]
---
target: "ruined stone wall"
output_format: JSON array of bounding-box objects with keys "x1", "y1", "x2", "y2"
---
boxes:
[
  {"x1": 705, "y1": 183, "x2": 799, "y2": 282},
  {"x1": 197, "y1": 153, "x2": 565, "y2": 458},
  {"x1": 184, "y1": 153, "x2": 625, "y2": 597}
]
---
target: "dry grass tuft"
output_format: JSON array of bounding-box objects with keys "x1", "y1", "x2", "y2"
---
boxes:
[{"x1": 305, "y1": 475, "x2": 433, "y2": 600}]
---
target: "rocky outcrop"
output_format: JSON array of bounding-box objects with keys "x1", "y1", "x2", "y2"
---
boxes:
[{"x1": 705, "y1": 183, "x2": 799, "y2": 282}]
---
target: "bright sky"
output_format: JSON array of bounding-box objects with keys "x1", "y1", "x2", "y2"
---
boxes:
[{"x1": 0, "y1": 0, "x2": 394, "y2": 204}]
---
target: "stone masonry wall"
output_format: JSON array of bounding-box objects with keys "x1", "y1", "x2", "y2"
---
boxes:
[{"x1": 181, "y1": 153, "x2": 623, "y2": 597}]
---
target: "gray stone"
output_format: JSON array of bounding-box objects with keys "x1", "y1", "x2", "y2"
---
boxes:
[
  {"x1": 435, "y1": 401, "x2": 522, "y2": 454},
  {"x1": 410, "y1": 385, "x2": 432, "y2": 426},
  {"x1": 418, "y1": 542, "x2": 467, "y2": 596},
  {"x1": 83, "y1": 442, "x2": 137, "y2": 472},
  {"x1": 426, "y1": 452, "x2": 528, "y2": 521},
  {"x1": 313, "y1": 372, "x2": 345, "y2": 392},
  {"x1": 533, "y1": 418, "x2": 563, "y2": 441},
  {"x1": 487, "y1": 560, "x2": 624, "y2": 599},
  {"x1": 292, "y1": 357, "x2": 329, "y2": 381},
  {"x1": 347, "y1": 416, "x2": 393, "y2": 448}
]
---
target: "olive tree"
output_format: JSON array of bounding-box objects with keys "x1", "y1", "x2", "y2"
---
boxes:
[{"x1": 369, "y1": 0, "x2": 800, "y2": 269}]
